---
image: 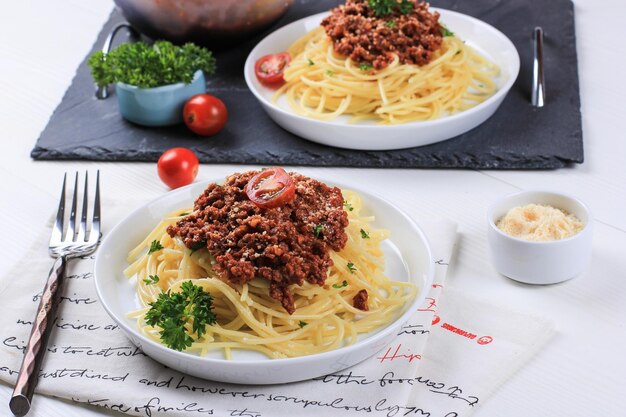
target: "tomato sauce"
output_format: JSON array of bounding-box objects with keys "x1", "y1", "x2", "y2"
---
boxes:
[
  {"x1": 167, "y1": 170, "x2": 349, "y2": 314},
  {"x1": 321, "y1": 0, "x2": 444, "y2": 70}
]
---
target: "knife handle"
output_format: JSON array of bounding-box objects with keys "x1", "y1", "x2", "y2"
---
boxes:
[
  {"x1": 532, "y1": 26, "x2": 545, "y2": 107},
  {"x1": 9, "y1": 256, "x2": 66, "y2": 417}
]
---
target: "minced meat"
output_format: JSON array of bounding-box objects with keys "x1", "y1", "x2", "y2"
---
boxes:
[
  {"x1": 167, "y1": 170, "x2": 349, "y2": 314},
  {"x1": 353, "y1": 289, "x2": 369, "y2": 311},
  {"x1": 321, "y1": 0, "x2": 443, "y2": 70}
]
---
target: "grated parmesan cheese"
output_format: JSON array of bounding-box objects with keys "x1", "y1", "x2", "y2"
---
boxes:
[{"x1": 496, "y1": 204, "x2": 584, "y2": 241}]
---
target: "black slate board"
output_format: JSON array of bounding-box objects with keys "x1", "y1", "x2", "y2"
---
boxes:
[{"x1": 31, "y1": 0, "x2": 583, "y2": 169}]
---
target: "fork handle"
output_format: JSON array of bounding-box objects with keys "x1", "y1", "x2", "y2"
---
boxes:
[{"x1": 9, "y1": 256, "x2": 66, "y2": 416}]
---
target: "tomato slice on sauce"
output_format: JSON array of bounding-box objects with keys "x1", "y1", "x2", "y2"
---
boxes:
[
  {"x1": 245, "y1": 167, "x2": 296, "y2": 209},
  {"x1": 254, "y1": 52, "x2": 291, "y2": 88}
]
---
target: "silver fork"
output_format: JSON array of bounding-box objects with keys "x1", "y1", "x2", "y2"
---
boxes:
[{"x1": 9, "y1": 171, "x2": 101, "y2": 417}]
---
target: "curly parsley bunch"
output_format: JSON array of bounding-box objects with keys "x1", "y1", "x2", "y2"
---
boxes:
[
  {"x1": 88, "y1": 40, "x2": 216, "y2": 89},
  {"x1": 145, "y1": 281, "x2": 217, "y2": 351}
]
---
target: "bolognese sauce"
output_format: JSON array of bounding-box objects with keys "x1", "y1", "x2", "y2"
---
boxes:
[
  {"x1": 321, "y1": 0, "x2": 443, "y2": 70},
  {"x1": 167, "y1": 170, "x2": 349, "y2": 314}
]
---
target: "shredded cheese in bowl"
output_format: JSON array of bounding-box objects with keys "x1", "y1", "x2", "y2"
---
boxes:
[{"x1": 496, "y1": 204, "x2": 584, "y2": 241}]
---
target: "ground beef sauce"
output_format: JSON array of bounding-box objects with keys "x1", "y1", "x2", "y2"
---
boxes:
[
  {"x1": 167, "y1": 170, "x2": 350, "y2": 314},
  {"x1": 321, "y1": 0, "x2": 443, "y2": 70},
  {"x1": 353, "y1": 289, "x2": 369, "y2": 311}
]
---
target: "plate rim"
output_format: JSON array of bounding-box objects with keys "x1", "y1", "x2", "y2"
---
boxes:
[
  {"x1": 94, "y1": 175, "x2": 434, "y2": 369},
  {"x1": 243, "y1": 8, "x2": 521, "y2": 131}
]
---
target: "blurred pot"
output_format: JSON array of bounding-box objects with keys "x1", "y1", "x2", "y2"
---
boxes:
[{"x1": 113, "y1": 0, "x2": 294, "y2": 48}]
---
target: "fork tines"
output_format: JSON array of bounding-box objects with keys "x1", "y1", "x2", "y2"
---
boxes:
[{"x1": 51, "y1": 171, "x2": 101, "y2": 249}]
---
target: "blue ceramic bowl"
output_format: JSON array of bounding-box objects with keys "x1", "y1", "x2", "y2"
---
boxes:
[{"x1": 115, "y1": 70, "x2": 206, "y2": 126}]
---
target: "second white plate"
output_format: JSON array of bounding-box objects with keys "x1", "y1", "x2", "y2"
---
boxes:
[{"x1": 244, "y1": 9, "x2": 520, "y2": 151}]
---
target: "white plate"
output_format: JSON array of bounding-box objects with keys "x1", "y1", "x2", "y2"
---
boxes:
[
  {"x1": 94, "y1": 176, "x2": 434, "y2": 384},
  {"x1": 244, "y1": 9, "x2": 520, "y2": 151}
]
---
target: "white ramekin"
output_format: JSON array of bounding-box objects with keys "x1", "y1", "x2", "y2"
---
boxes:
[{"x1": 487, "y1": 190, "x2": 593, "y2": 285}]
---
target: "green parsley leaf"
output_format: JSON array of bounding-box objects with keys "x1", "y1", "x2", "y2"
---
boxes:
[
  {"x1": 359, "y1": 63, "x2": 373, "y2": 71},
  {"x1": 332, "y1": 280, "x2": 348, "y2": 289},
  {"x1": 385, "y1": 20, "x2": 397, "y2": 28},
  {"x1": 314, "y1": 224, "x2": 324, "y2": 238},
  {"x1": 441, "y1": 26, "x2": 454, "y2": 37},
  {"x1": 190, "y1": 240, "x2": 207, "y2": 255},
  {"x1": 360, "y1": 229, "x2": 370, "y2": 239},
  {"x1": 298, "y1": 321, "x2": 308, "y2": 328},
  {"x1": 325, "y1": 69, "x2": 335, "y2": 77},
  {"x1": 145, "y1": 281, "x2": 217, "y2": 351},
  {"x1": 148, "y1": 240, "x2": 163, "y2": 254},
  {"x1": 368, "y1": 0, "x2": 413, "y2": 17},
  {"x1": 143, "y1": 275, "x2": 159, "y2": 285},
  {"x1": 179, "y1": 212, "x2": 190, "y2": 216},
  {"x1": 347, "y1": 262, "x2": 357, "y2": 274},
  {"x1": 307, "y1": 58, "x2": 315, "y2": 66},
  {"x1": 398, "y1": 0, "x2": 413, "y2": 14},
  {"x1": 87, "y1": 40, "x2": 216, "y2": 89},
  {"x1": 343, "y1": 201, "x2": 354, "y2": 211}
]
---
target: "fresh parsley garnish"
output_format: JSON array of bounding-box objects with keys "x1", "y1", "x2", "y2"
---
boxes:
[
  {"x1": 333, "y1": 280, "x2": 348, "y2": 289},
  {"x1": 359, "y1": 63, "x2": 373, "y2": 71},
  {"x1": 148, "y1": 240, "x2": 164, "y2": 254},
  {"x1": 143, "y1": 275, "x2": 159, "y2": 285},
  {"x1": 190, "y1": 240, "x2": 207, "y2": 255},
  {"x1": 368, "y1": 0, "x2": 413, "y2": 17},
  {"x1": 307, "y1": 58, "x2": 315, "y2": 66},
  {"x1": 441, "y1": 26, "x2": 454, "y2": 37},
  {"x1": 325, "y1": 70, "x2": 335, "y2": 77},
  {"x1": 347, "y1": 262, "x2": 357, "y2": 274},
  {"x1": 87, "y1": 40, "x2": 216, "y2": 89},
  {"x1": 298, "y1": 321, "x2": 308, "y2": 328},
  {"x1": 179, "y1": 212, "x2": 190, "y2": 216},
  {"x1": 385, "y1": 20, "x2": 397, "y2": 28},
  {"x1": 343, "y1": 201, "x2": 354, "y2": 211},
  {"x1": 314, "y1": 224, "x2": 324, "y2": 238},
  {"x1": 145, "y1": 281, "x2": 217, "y2": 351},
  {"x1": 360, "y1": 229, "x2": 370, "y2": 239}
]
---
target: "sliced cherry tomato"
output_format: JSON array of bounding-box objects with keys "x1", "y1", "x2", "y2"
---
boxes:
[
  {"x1": 255, "y1": 52, "x2": 291, "y2": 88},
  {"x1": 183, "y1": 94, "x2": 228, "y2": 137},
  {"x1": 244, "y1": 167, "x2": 296, "y2": 209},
  {"x1": 157, "y1": 147, "x2": 199, "y2": 189}
]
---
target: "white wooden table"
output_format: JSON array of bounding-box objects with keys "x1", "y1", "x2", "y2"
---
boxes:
[{"x1": 1, "y1": 0, "x2": 624, "y2": 416}]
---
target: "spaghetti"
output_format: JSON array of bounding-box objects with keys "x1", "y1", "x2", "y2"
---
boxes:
[
  {"x1": 124, "y1": 189, "x2": 417, "y2": 359},
  {"x1": 273, "y1": 6, "x2": 500, "y2": 124}
]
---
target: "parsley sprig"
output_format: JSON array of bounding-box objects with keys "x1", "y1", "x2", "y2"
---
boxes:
[
  {"x1": 368, "y1": 0, "x2": 413, "y2": 17},
  {"x1": 344, "y1": 201, "x2": 354, "y2": 212},
  {"x1": 148, "y1": 240, "x2": 163, "y2": 254},
  {"x1": 145, "y1": 281, "x2": 217, "y2": 351},
  {"x1": 143, "y1": 275, "x2": 159, "y2": 285},
  {"x1": 441, "y1": 26, "x2": 455, "y2": 37},
  {"x1": 333, "y1": 280, "x2": 348, "y2": 289},
  {"x1": 88, "y1": 40, "x2": 216, "y2": 88},
  {"x1": 360, "y1": 229, "x2": 370, "y2": 239},
  {"x1": 314, "y1": 224, "x2": 324, "y2": 238},
  {"x1": 347, "y1": 262, "x2": 357, "y2": 274}
]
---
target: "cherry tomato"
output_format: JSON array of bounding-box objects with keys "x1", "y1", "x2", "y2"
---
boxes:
[
  {"x1": 183, "y1": 94, "x2": 228, "y2": 137},
  {"x1": 244, "y1": 167, "x2": 296, "y2": 209},
  {"x1": 255, "y1": 52, "x2": 291, "y2": 88},
  {"x1": 157, "y1": 147, "x2": 199, "y2": 189}
]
